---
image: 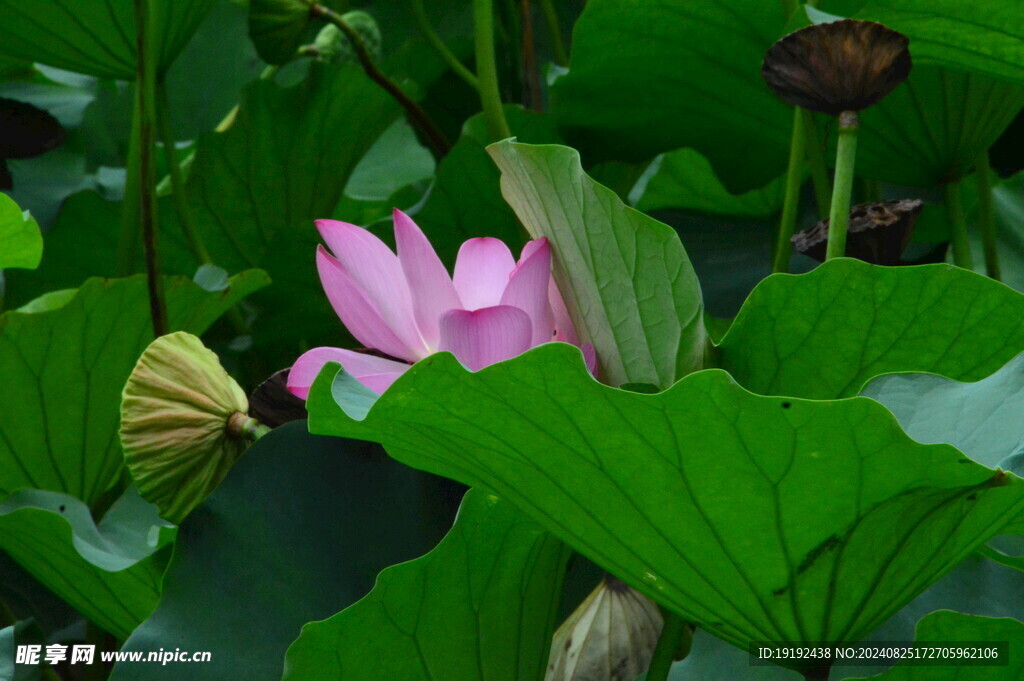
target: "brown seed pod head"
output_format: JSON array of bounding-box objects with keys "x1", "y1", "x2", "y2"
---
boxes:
[
  {"x1": 792, "y1": 199, "x2": 923, "y2": 265},
  {"x1": 762, "y1": 19, "x2": 912, "y2": 115}
]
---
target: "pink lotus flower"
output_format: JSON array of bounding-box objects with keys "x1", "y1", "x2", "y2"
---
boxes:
[{"x1": 287, "y1": 209, "x2": 593, "y2": 398}]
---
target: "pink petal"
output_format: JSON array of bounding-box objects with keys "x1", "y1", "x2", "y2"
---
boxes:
[
  {"x1": 393, "y1": 209, "x2": 461, "y2": 348},
  {"x1": 438, "y1": 305, "x2": 532, "y2": 372},
  {"x1": 452, "y1": 238, "x2": 517, "y2": 310},
  {"x1": 317, "y1": 248, "x2": 417, "y2": 362},
  {"x1": 550, "y1": 279, "x2": 581, "y2": 345},
  {"x1": 500, "y1": 238, "x2": 555, "y2": 346},
  {"x1": 287, "y1": 347, "x2": 410, "y2": 399},
  {"x1": 580, "y1": 343, "x2": 599, "y2": 375},
  {"x1": 316, "y1": 220, "x2": 427, "y2": 358}
]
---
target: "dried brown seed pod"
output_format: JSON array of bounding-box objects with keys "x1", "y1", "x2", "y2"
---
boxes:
[
  {"x1": 762, "y1": 19, "x2": 911, "y2": 116},
  {"x1": 792, "y1": 199, "x2": 923, "y2": 265}
]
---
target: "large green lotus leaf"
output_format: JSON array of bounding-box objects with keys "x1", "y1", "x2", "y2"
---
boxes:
[
  {"x1": 854, "y1": 0, "x2": 1024, "y2": 86},
  {"x1": 670, "y1": 551, "x2": 1024, "y2": 679},
  {"x1": 489, "y1": 141, "x2": 705, "y2": 388},
  {"x1": 110, "y1": 422, "x2": 458, "y2": 681},
  {"x1": 0, "y1": 487, "x2": 174, "y2": 639},
  {"x1": 409, "y1": 105, "x2": 562, "y2": 266},
  {"x1": 0, "y1": 0, "x2": 214, "y2": 79},
  {"x1": 844, "y1": 612, "x2": 1024, "y2": 681},
  {"x1": 0, "y1": 194, "x2": 42, "y2": 271},
  {"x1": 717, "y1": 259, "x2": 1024, "y2": 399},
  {"x1": 283, "y1": 489, "x2": 568, "y2": 681},
  {"x1": 551, "y1": 0, "x2": 792, "y2": 193},
  {"x1": 860, "y1": 353, "x2": 1024, "y2": 469},
  {"x1": 853, "y1": 67, "x2": 1024, "y2": 187},
  {"x1": 307, "y1": 345, "x2": 1024, "y2": 657},
  {"x1": 632, "y1": 149, "x2": 786, "y2": 218},
  {"x1": 0, "y1": 270, "x2": 269, "y2": 505}
]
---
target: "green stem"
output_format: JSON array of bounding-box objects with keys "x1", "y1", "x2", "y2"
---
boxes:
[
  {"x1": 944, "y1": 180, "x2": 974, "y2": 270},
  {"x1": 976, "y1": 158, "x2": 1000, "y2": 280},
  {"x1": 772, "y1": 106, "x2": 809, "y2": 273},
  {"x1": 116, "y1": 105, "x2": 143, "y2": 275},
  {"x1": 538, "y1": 0, "x2": 568, "y2": 66},
  {"x1": 134, "y1": 0, "x2": 168, "y2": 336},
  {"x1": 473, "y1": 0, "x2": 512, "y2": 141},
  {"x1": 647, "y1": 611, "x2": 689, "y2": 681},
  {"x1": 411, "y1": 0, "x2": 479, "y2": 89},
  {"x1": 312, "y1": 4, "x2": 451, "y2": 157},
  {"x1": 156, "y1": 83, "x2": 211, "y2": 266},
  {"x1": 825, "y1": 110, "x2": 859, "y2": 260},
  {"x1": 803, "y1": 113, "x2": 831, "y2": 216}
]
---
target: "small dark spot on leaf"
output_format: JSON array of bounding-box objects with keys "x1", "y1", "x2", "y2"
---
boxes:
[
  {"x1": 59, "y1": 505, "x2": 65, "y2": 512},
  {"x1": 781, "y1": 402, "x2": 791, "y2": 409},
  {"x1": 773, "y1": 586, "x2": 788, "y2": 596},
  {"x1": 966, "y1": 493, "x2": 978, "y2": 501},
  {"x1": 564, "y1": 636, "x2": 572, "y2": 651}
]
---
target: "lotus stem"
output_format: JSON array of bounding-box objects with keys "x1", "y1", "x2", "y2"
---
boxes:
[
  {"x1": 976, "y1": 158, "x2": 1000, "y2": 280},
  {"x1": 133, "y1": 0, "x2": 168, "y2": 336},
  {"x1": 538, "y1": 0, "x2": 568, "y2": 67},
  {"x1": 944, "y1": 179, "x2": 974, "y2": 270},
  {"x1": 473, "y1": 0, "x2": 512, "y2": 141},
  {"x1": 646, "y1": 611, "x2": 689, "y2": 681},
  {"x1": 825, "y1": 110, "x2": 859, "y2": 260},
  {"x1": 312, "y1": 4, "x2": 452, "y2": 157},
  {"x1": 411, "y1": 0, "x2": 479, "y2": 89},
  {"x1": 773, "y1": 107, "x2": 809, "y2": 273},
  {"x1": 803, "y1": 113, "x2": 832, "y2": 215}
]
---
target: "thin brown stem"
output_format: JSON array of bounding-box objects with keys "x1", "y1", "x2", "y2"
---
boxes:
[
  {"x1": 134, "y1": 0, "x2": 167, "y2": 336},
  {"x1": 521, "y1": 0, "x2": 542, "y2": 111},
  {"x1": 312, "y1": 4, "x2": 451, "y2": 158}
]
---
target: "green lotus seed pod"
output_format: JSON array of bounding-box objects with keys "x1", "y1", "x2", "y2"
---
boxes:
[
  {"x1": 120, "y1": 332, "x2": 256, "y2": 524},
  {"x1": 312, "y1": 11, "x2": 382, "y2": 64}
]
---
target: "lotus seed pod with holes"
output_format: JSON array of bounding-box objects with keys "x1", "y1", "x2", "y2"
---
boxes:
[
  {"x1": 546, "y1": 576, "x2": 664, "y2": 681},
  {"x1": 120, "y1": 332, "x2": 252, "y2": 523},
  {"x1": 761, "y1": 19, "x2": 911, "y2": 116}
]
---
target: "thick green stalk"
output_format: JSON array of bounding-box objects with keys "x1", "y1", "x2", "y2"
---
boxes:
[
  {"x1": 976, "y1": 158, "x2": 1000, "y2": 280},
  {"x1": 647, "y1": 611, "x2": 689, "y2": 681},
  {"x1": 803, "y1": 113, "x2": 831, "y2": 216},
  {"x1": 944, "y1": 180, "x2": 974, "y2": 270},
  {"x1": 473, "y1": 0, "x2": 512, "y2": 141},
  {"x1": 133, "y1": 0, "x2": 168, "y2": 336},
  {"x1": 411, "y1": 0, "x2": 479, "y2": 89},
  {"x1": 825, "y1": 111, "x2": 859, "y2": 260},
  {"x1": 772, "y1": 106, "x2": 809, "y2": 273},
  {"x1": 312, "y1": 4, "x2": 451, "y2": 157},
  {"x1": 156, "y1": 83, "x2": 211, "y2": 266},
  {"x1": 538, "y1": 0, "x2": 568, "y2": 66}
]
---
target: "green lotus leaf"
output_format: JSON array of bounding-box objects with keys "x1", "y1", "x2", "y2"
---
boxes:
[
  {"x1": 306, "y1": 344, "x2": 1024, "y2": 662},
  {"x1": 283, "y1": 489, "x2": 568, "y2": 681}
]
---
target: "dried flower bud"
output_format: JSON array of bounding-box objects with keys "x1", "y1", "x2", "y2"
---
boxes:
[
  {"x1": 249, "y1": 368, "x2": 308, "y2": 428},
  {"x1": 792, "y1": 199, "x2": 923, "y2": 265},
  {"x1": 120, "y1": 332, "x2": 252, "y2": 523},
  {"x1": 762, "y1": 19, "x2": 911, "y2": 116},
  {"x1": 546, "y1": 576, "x2": 663, "y2": 681}
]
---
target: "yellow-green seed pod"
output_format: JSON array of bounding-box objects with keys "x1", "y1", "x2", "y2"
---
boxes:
[
  {"x1": 120, "y1": 332, "x2": 253, "y2": 524},
  {"x1": 546, "y1": 576, "x2": 664, "y2": 681}
]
